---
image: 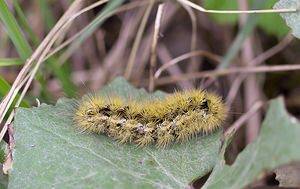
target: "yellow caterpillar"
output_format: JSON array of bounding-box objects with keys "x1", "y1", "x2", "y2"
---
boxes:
[{"x1": 74, "y1": 90, "x2": 226, "y2": 147}]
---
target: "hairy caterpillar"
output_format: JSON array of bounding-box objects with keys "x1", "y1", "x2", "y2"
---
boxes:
[{"x1": 74, "y1": 90, "x2": 226, "y2": 147}]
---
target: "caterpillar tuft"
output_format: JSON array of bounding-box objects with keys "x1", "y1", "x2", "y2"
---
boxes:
[{"x1": 74, "y1": 90, "x2": 226, "y2": 148}]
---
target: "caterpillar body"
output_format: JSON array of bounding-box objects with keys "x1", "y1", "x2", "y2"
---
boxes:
[{"x1": 74, "y1": 90, "x2": 226, "y2": 147}]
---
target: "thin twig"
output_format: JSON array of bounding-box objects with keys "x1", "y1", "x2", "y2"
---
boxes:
[
  {"x1": 132, "y1": 2, "x2": 179, "y2": 85},
  {"x1": 0, "y1": 74, "x2": 31, "y2": 142},
  {"x1": 154, "y1": 50, "x2": 222, "y2": 79},
  {"x1": 157, "y1": 44, "x2": 194, "y2": 89},
  {"x1": 0, "y1": 62, "x2": 32, "y2": 126},
  {"x1": 249, "y1": 33, "x2": 294, "y2": 66},
  {"x1": 155, "y1": 64, "x2": 300, "y2": 86},
  {"x1": 177, "y1": 0, "x2": 299, "y2": 14},
  {"x1": 149, "y1": 3, "x2": 165, "y2": 92}
]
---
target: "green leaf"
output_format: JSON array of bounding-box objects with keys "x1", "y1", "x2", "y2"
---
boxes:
[
  {"x1": 10, "y1": 77, "x2": 222, "y2": 189},
  {"x1": 274, "y1": 0, "x2": 300, "y2": 39},
  {"x1": 202, "y1": 97, "x2": 300, "y2": 189}
]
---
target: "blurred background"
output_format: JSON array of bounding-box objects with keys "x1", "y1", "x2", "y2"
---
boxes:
[
  {"x1": 1, "y1": 0, "x2": 300, "y2": 161},
  {"x1": 0, "y1": 0, "x2": 299, "y2": 101}
]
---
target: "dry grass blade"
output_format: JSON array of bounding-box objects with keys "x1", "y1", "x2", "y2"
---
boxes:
[
  {"x1": 0, "y1": 0, "x2": 111, "y2": 142},
  {"x1": 45, "y1": 0, "x2": 150, "y2": 63},
  {"x1": 0, "y1": 74, "x2": 31, "y2": 142},
  {"x1": 155, "y1": 64, "x2": 300, "y2": 86},
  {"x1": 125, "y1": 0, "x2": 155, "y2": 80},
  {"x1": 154, "y1": 50, "x2": 222, "y2": 79},
  {"x1": 179, "y1": 2, "x2": 198, "y2": 73},
  {"x1": 149, "y1": 3, "x2": 165, "y2": 92},
  {"x1": 249, "y1": 33, "x2": 294, "y2": 66}
]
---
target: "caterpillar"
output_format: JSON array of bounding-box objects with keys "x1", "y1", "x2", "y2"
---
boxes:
[{"x1": 74, "y1": 90, "x2": 226, "y2": 148}]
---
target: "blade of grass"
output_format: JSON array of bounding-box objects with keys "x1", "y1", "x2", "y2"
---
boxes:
[
  {"x1": 0, "y1": 58, "x2": 22, "y2": 67},
  {"x1": 1, "y1": 0, "x2": 76, "y2": 98},
  {"x1": 22, "y1": 0, "x2": 76, "y2": 97},
  {"x1": 12, "y1": 0, "x2": 39, "y2": 46},
  {"x1": 0, "y1": 1, "x2": 32, "y2": 60},
  {"x1": 0, "y1": 0, "x2": 53, "y2": 102},
  {"x1": 0, "y1": 77, "x2": 12, "y2": 99},
  {"x1": 37, "y1": 0, "x2": 55, "y2": 30},
  {"x1": 12, "y1": 0, "x2": 77, "y2": 97}
]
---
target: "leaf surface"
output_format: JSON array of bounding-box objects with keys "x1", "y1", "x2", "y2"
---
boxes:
[
  {"x1": 10, "y1": 77, "x2": 222, "y2": 189},
  {"x1": 203, "y1": 98, "x2": 300, "y2": 189}
]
